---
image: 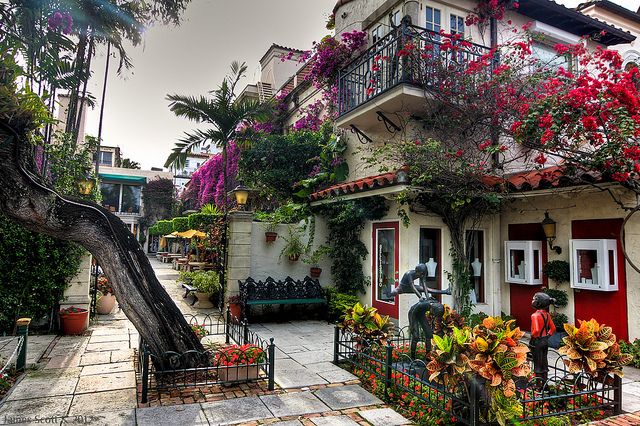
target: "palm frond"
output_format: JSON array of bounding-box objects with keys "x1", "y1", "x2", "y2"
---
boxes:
[
  {"x1": 167, "y1": 94, "x2": 219, "y2": 124},
  {"x1": 164, "y1": 129, "x2": 213, "y2": 169}
]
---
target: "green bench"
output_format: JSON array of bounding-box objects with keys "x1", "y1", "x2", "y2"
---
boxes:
[{"x1": 239, "y1": 276, "x2": 326, "y2": 321}]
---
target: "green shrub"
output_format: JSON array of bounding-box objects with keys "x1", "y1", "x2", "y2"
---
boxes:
[
  {"x1": 155, "y1": 220, "x2": 173, "y2": 235},
  {"x1": 0, "y1": 214, "x2": 84, "y2": 332},
  {"x1": 551, "y1": 311, "x2": 568, "y2": 332},
  {"x1": 619, "y1": 339, "x2": 640, "y2": 368},
  {"x1": 188, "y1": 212, "x2": 219, "y2": 230},
  {"x1": 148, "y1": 224, "x2": 160, "y2": 236},
  {"x1": 191, "y1": 271, "x2": 221, "y2": 294},
  {"x1": 326, "y1": 288, "x2": 360, "y2": 321},
  {"x1": 543, "y1": 288, "x2": 569, "y2": 308},
  {"x1": 543, "y1": 260, "x2": 570, "y2": 284},
  {"x1": 172, "y1": 216, "x2": 189, "y2": 232}
]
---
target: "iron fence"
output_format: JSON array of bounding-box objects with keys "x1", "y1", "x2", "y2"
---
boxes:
[
  {"x1": 137, "y1": 309, "x2": 275, "y2": 403},
  {"x1": 337, "y1": 21, "x2": 493, "y2": 117},
  {"x1": 334, "y1": 326, "x2": 622, "y2": 425}
]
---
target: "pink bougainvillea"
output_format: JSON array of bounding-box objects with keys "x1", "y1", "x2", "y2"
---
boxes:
[{"x1": 183, "y1": 142, "x2": 240, "y2": 208}]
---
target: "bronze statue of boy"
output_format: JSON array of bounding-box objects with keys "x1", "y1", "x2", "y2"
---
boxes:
[{"x1": 391, "y1": 263, "x2": 451, "y2": 358}]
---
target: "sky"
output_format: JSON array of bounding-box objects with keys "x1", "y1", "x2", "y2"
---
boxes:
[
  {"x1": 84, "y1": 0, "x2": 335, "y2": 170},
  {"x1": 84, "y1": 0, "x2": 640, "y2": 170}
]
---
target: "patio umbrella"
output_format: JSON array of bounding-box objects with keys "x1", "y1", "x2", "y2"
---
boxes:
[{"x1": 176, "y1": 229, "x2": 206, "y2": 239}]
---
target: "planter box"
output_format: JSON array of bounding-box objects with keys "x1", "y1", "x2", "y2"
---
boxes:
[{"x1": 218, "y1": 365, "x2": 261, "y2": 382}]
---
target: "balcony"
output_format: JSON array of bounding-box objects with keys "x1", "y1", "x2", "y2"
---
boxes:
[{"x1": 336, "y1": 23, "x2": 492, "y2": 131}]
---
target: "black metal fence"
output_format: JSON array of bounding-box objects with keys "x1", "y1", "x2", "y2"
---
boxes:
[
  {"x1": 337, "y1": 20, "x2": 493, "y2": 117},
  {"x1": 334, "y1": 326, "x2": 622, "y2": 425},
  {"x1": 137, "y1": 310, "x2": 275, "y2": 403}
]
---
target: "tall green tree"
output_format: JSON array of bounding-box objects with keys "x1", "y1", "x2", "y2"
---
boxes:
[
  {"x1": 165, "y1": 62, "x2": 270, "y2": 210},
  {"x1": 0, "y1": 0, "x2": 207, "y2": 359}
]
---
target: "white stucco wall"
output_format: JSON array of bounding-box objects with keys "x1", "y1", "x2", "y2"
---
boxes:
[
  {"x1": 249, "y1": 218, "x2": 333, "y2": 286},
  {"x1": 499, "y1": 187, "x2": 640, "y2": 340},
  {"x1": 356, "y1": 199, "x2": 501, "y2": 329}
]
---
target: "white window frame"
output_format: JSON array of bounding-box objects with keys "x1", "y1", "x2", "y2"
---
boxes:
[
  {"x1": 504, "y1": 241, "x2": 543, "y2": 285},
  {"x1": 570, "y1": 239, "x2": 618, "y2": 291}
]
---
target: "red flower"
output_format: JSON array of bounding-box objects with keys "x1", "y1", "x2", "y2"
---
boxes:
[{"x1": 534, "y1": 153, "x2": 547, "y2": 165}]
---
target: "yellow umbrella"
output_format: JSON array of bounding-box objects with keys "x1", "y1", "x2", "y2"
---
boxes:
[
  {"x1": 159, "y1": 237, "x2": 167, "y2": 249},
  {"x1": 176, "y1": 229, "x2": 206, "y2": 239}
]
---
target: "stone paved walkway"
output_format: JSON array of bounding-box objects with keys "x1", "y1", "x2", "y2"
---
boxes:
[
  {"x1": 6, "y1": 258, "x2": 640, "y2": 425},
  {"x1": 0, "y1": 258, "x2": 411, "y2": 425}
]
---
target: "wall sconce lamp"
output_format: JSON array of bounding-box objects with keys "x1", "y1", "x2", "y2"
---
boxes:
[
  {"x1": 541, "y1": 211, "x2": 562, "y2": 254},
  {"x1": 231, "y1": 181, "x2": 250, "y2": 211}
]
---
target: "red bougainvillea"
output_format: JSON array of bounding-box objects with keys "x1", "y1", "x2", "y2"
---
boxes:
[{"x1": 182, "y1": 142, "x2": 239, "y2": 208}]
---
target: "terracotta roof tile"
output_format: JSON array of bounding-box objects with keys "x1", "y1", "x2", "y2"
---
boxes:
[
  {"x1": 310, "y1": 172, "x2": 397, "y2": 201},
  {"x1": 483, "y1": 166, "x2": 606, "y2": 192}
]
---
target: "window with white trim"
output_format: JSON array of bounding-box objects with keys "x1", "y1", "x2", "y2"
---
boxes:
[
  {"x1": 450, "y1": 14, "x2": 464, "y2": 36},
  {"x1": 425, "y1": 6, "x2": 442, "y2": 33}
]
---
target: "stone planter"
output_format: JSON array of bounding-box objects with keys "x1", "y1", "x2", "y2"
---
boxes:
[
  {"x1": 96, "y1": 293, "x2": 117, "y2": 315},
  {"x1": 217, "y1": 365, "x2": 260, "y2": 382},
  {"x1": 195, "y1": 291, "x2": 214, "y2": 309},
  {"x1": 60, "y1": 310, "x2": 88, "y2": 335}
]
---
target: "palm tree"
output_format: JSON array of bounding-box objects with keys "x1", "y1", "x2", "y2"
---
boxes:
[{"x1": 165, "y1": 61, "x2": 270, "y2": 210}]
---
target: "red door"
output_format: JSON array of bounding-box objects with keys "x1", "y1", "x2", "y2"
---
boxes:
[
  {"x1": 372, "y1": 222, "x2": 400, "y2": 318},
  {"x1": 507, "y1": 223, "x2": 548, "y2": 331},
  {"x1": 572, "y1": 219, "x2": 628, "y2": 341}
]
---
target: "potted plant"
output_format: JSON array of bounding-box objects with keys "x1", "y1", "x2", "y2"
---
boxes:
[
  {"x1": 263, "y1": 221, "x2": 278, "y2": 243},
  {"x1": 191, "y1": 323, "x2": 209, "y2": 340},
  {"x1": 191, "y1": 270, "x2": 221, "y2": 309},
  {"x1": 214, "y1": 343, "x2": 266, "y2": 382},
  {"x1": 59, "y1": 306, "x2": 89, "y2": 335},
  {"x1": 227, "y1": 294, "x2": 243, "y2": 320},
  {"x1": 96, "y1": 275, "x2": 116, "y2": 315},
  {"x1": 303, "y1": 245, "x2": 331, "y2": 277},
  {"x1": 279, "y1": 227, "x2": 305, "y2": 262}
]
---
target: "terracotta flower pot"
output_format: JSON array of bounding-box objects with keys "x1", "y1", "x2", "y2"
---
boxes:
[
  {"x1": 60, "y1": 310, "x2": 88, "y2": 335},
  {"x1": 288, "y1": 254, "x2": 300, "y2": 262},
  {"x1": 310, "y1": 267, "x2": 322, "y2": 278},
  {"x1": 265, "y1": 232, "x2": 277, "y2": 243},
  {"x1": 229, "y1": 303, "x2": 242, "y2": 320},
  {"x1": 96, "y1": 293, "x2": 117, "y2": 315},
  {"x1": 195, "y1": 291, "x2": 214, "y2": 309}
]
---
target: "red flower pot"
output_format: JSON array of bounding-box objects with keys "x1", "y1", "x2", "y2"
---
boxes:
[
  {"x1": 265, "y1": 232, "x2": 277, "y2": 243},
  {"x1": 310, "y1": 267, "x2": 322, "y2": 278},
  {"x1": 60, "y1": 310, "x2": 88, "y2": 335},
  {"x1": 229, "y1": 303, "x2": 242, "y2": 320}
]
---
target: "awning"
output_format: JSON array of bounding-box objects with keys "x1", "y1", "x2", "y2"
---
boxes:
[
  {"x1": 163, "y1": 232, "x2": 180, "y2": 238},
  {"x1": 175, "y1": 229, "x2": 207, "y2": 239},
  {"x1": 99, "y1": 173, "x2": 146, "y2": 184}
]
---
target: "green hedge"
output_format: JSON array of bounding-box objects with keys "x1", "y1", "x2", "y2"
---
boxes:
[
  {"x1": 172, "y1": 216, "x2": 189, "y2": 232},
  {"x1": 148, "y1": 224, "x2": 160, "y2": 236},
  {"x1": 188, "y1": 212, "x2": 220, "y2": 230},
  {"x1": 0, "y1": 214, "x2": 84, "y2": 332},
  {"x1": 156, "y1": 220, "x2": 173, "y2": 235}
]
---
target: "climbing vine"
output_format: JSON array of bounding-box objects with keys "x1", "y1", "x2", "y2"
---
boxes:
[{"x1": 316, "y1": 197, "x2": 388, "y2": 295}]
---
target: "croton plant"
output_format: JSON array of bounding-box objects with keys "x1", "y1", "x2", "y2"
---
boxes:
[
  {"x1": 559, "y1": 318, "x2": 632, "y2": 378},
  {"x1": 339, "y1": 303, "x2": 393, "y2": 344}
]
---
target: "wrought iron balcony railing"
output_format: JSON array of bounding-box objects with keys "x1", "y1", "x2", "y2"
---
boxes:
[{"x1": 337, "y1": 22, "x2": 493, "y2": 117}]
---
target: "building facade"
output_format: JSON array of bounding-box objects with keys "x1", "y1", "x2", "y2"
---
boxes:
[{"x1": 305, "y1": 0, "x2": 640, "y2": 341}]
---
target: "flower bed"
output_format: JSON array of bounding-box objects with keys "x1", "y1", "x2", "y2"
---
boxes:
[
  {"x1": 137, "y1": 310, "x2": 275, "y2": 403},
  {"x1": 335, "y1": 324, "x2": 623, "y2": 426}
]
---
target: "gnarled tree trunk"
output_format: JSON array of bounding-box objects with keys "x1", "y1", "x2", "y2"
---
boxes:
[{"x1": 0, "y1": 123, "x2": 204, "y2": 358}]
